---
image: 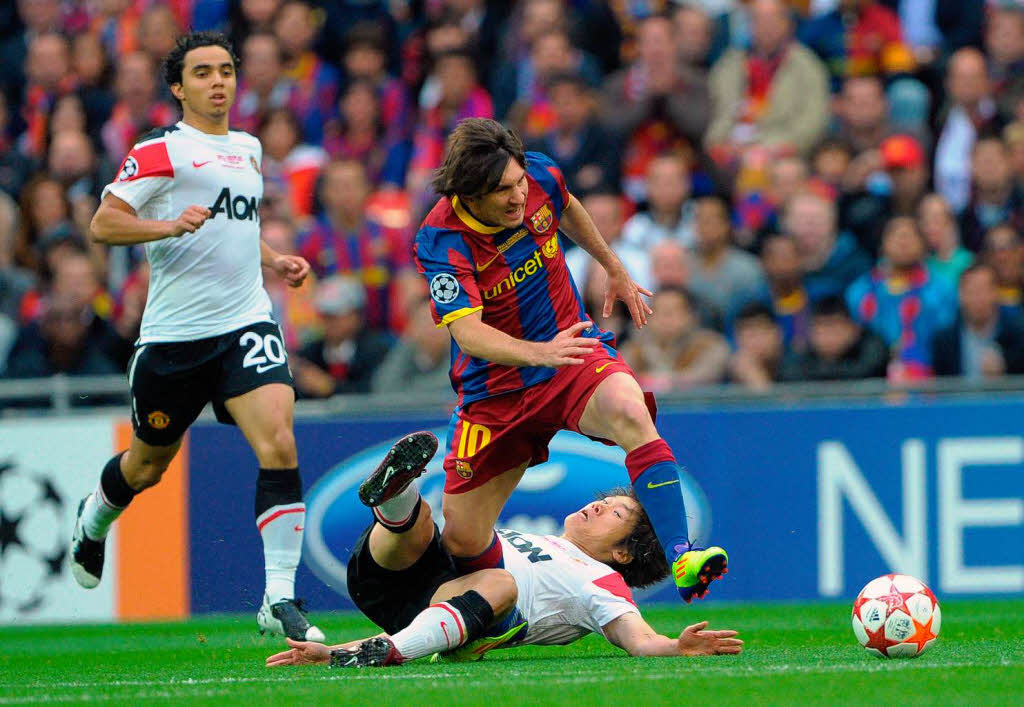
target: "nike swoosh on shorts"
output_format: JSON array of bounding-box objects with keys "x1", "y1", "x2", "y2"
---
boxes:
[{"x1": 256, "y1": 362, "x2": 285, "y2": 374}]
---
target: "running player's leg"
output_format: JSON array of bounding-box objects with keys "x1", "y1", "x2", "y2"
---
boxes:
[
  {"x1": 71, "y1": 343, "x2": 206, "y2": 589},
  {"x1": 441, "y1": 461, "x2": 528, "y2": 572},
  {"x1": 223, "y1": 382, "x2": 323, "y2": 640},
  {"x1": 576, "y1": 372, "x2": 727, "y2": 601}
]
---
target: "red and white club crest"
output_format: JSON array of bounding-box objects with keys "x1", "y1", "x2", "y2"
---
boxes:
[{"x1": 851, "y1": 573, "x2": 940, "y2": 659}]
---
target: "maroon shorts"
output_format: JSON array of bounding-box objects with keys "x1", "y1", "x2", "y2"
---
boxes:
[{"x1": 442, "y1": 346, "x2": 657, "y2": 493}]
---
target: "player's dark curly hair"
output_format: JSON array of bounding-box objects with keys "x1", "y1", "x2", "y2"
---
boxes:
[
  {"x1": 600, "y1": 486, "x2": 670, "y2": 589},
  {"x1": 162, "y1": 31, "x2": 240, "y2": 108},
  {"x1": 431, "y1": 118, "x2": 526, "y2": 199}
]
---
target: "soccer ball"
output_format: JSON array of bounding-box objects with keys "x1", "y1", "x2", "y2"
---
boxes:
[{"x1": 851, "y1": 574, "x2": 940, "y2": 658}]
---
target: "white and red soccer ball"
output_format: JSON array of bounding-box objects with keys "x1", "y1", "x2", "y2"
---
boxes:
[{"x1": 851, "y1": 574, "x2": 941, "y2": 658}]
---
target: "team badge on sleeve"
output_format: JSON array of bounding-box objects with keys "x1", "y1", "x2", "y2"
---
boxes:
[
  {"x1": 117, "y1": 156, "x2": 139, "y2": 182},
  {"x1": 430, "y1": 273, "x2": 460, "y2": 304}
]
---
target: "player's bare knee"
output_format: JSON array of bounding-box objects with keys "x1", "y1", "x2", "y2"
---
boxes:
[
  {"x1": 476, "y1": 568, "x2": 518, "y2": 616},
  {"x1": 608, "y1": 395, "x2": 654, "y2": 437},
  {"x1": 441, "y1": 523, "x2": 486, "y2": 559},
  {"x1": 253, "y1": 426, "x2": 298, "y2": 468},
  {"x1": 124, "y1": 457, "x2": 171, "y2": 490}
]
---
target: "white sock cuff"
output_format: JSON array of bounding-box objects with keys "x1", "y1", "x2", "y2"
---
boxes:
[{"x1": 257, "y1": 502, "x2": 305, "y2": 532}]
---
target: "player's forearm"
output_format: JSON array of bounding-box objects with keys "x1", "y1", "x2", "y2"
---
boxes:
[
  {"x1": 450, "y1": 318, "x2": 544, "y2": 367},
  {"x1": 259, "y1": 239, "x2": 280, "y2": 267},
  {"x1": 90, "y1": 206, "x2": 175, "y2": 245},
  {"x1": 624, "y1": 634, "x2": 682, "y2": 657},
  {"x1": 559, "y1": 196, "x2": 625, "y2": 275}
]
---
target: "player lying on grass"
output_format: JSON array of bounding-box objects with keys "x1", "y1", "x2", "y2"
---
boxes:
[{"x1": 265, "y1": 433, "x2": 742, "y2": 668}]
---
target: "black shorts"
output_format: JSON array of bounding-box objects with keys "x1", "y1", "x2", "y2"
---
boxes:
[
  {"x1": 127, "y1": 321, "x2": 294, "y2": 446},
  {"x1": 347, "y1": 522, "x2": 459, "y2": 634}
]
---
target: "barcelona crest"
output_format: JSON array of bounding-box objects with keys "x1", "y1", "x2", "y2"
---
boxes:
[{"x1": 530, "y1": 204, "x2": 553, "y2": 233}]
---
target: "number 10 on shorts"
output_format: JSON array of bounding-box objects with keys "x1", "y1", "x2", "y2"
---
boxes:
[{"x1": 457, "y1": 422, "x2": 491, "y2": 458}]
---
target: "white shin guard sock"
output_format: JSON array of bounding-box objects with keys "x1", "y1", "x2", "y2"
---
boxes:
[
  {"x1": 389, "y1": 603, "x2": 467, "y2": 661},
  {"x1": 257, "y1": 502, "x2": 305, "y2": 604}
]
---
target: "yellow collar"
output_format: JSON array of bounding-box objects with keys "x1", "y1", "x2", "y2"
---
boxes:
[{"x1": 452, "y1": 196, "x2": 504, "y2": 234}]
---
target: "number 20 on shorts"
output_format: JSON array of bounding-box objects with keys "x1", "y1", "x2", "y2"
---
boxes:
[{"x1": 457, "y1": 422, "x2": 491, "y2": 458}]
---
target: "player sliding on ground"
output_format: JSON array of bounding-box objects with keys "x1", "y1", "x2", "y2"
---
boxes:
[
  {"x1": 69, "y1": 31, "x2": 323, "y2": 642},
  {"x1": 265, "y1": 432, "x2": 742, "y2": 667},
  {"x1": 412, "y1": 118, "x2": 727, "y2": 604}
]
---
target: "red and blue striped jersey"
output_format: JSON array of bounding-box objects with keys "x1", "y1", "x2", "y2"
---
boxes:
[{"x1": 413, "y1": 151, "x2": 615, "y2": 405}]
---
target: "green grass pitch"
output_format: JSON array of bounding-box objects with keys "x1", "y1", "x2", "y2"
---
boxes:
[{"x1": 1, "y1": 599, "x2": 1021, "y2": 705}]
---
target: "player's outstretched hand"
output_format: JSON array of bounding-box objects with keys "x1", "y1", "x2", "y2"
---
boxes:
[
  {"x1": 270, "y1": 254, "x2": 311, "y2": 287},
  {"x1": 265, "y1": 638, "x2": 332, "y2": 667},
  {"x1": 677, "y1": 621, "x2": 743, "y2": 656},
  {"x1": 602, "y1": 268, "x2": 653, "y2": 329},
  {"x1": 167, "y1": 205, "x2": 212, "y2": 237},
  {"x1": 536, "y1": 321, "x2": 600, "y2": 367}
]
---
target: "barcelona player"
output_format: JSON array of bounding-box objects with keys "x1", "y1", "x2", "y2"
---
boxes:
[{"x1": 409, "y1": 118, "x2": 728, "y2": 602}]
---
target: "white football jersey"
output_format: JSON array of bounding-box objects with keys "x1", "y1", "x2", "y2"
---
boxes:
[
  {"x1": 497, "y1": 529, "x2": 639, "y2": 646},
  {"x1": 102, "y1": 121, "x2": 273, "y2": 343}
]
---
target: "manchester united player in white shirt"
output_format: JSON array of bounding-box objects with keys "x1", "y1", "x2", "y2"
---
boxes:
[
  {"x1": 69, "y1": 31, "x2": 324, "y2": 642},
  {"x1": 265, "y1": 433, "x2": 742, "y2": 668}
]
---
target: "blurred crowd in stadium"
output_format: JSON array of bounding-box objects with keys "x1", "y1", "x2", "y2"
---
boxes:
[{"x1": 2, "y1": 0, "x2": 1024, "y2": 404}]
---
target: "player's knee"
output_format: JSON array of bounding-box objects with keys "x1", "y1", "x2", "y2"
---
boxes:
[
  {"x1": 478, "y1": 568, "x2": 518, "y2": 615},
  {"x1": 252, "y1": 426, "x2": 297, "y2": 467},
  {"x1": 606, "y1": 394, "x2": 654, "y2": 435},
  {"x1": 124, "y1": 457, "x2": 171, "y2": 490},
  {"x1": 440, "y1": 521, "x2": 486, "y2": 559}
]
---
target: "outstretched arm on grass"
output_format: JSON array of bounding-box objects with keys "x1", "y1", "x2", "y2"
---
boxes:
[
  {"x1": 265, "y1": 634, "x2": 386, "y2": 667},
  {"x1": 603, "y1": 613, "x2": 743, "y2": 657}
]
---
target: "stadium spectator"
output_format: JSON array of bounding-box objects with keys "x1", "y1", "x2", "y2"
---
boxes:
[
  {"x1": 621, "y1": 153, "x2": 696, "y2": 252},
  {"x1": 0, "y1": 91, "x2": 33, "y2": 199},
  {"x1": 230, "y1": 32, "x2": 294, "y2": 136},
  {"x1": 834, "y1": 76, "x2": 891, "y2": 155},
  {"x1": 273, "y1": 0, "x2": 339, "y2": 145},
  {"x1": 959, "y1": 136, "x2": 1024, "y2": 252},
  {"x1": 136, "y1": 5, "x2": 181, "y2": 89},
  {"x1": 528, "y1": 73, "x2": 620, "y2": 195},
  {"x1": 728, "y1": 302, "x2": 784, "y2": 391},
  {"x1": 228, "y1": 0, "x2": 284, "y2": 66},
  {"x1": 407, "y1": 48, "x2": 494, "y2": 214},
  {"x1": 19, "y1": 32, "x2": 76, "y2": 160},
  {"x1": 292, "y1": 275, "x2": 393, "y2": 398},
  {"x1": 987, "y1": 3, "x2": 1024, "y2": 124},
  {"x1": 918, "y1": 193, "x2": 973, "y2": 289},
  {"x1": 2, "y1": 292, "x2": 121, "y2": 382},
  {"x1": 258, "y1": 107, "x2": 326, "y2": 222},
  {"x1": 371, "y1": 296, "x2": 452, "y2": 395},
  {"x1": 779, "y1": 295, "x2": 888, "y2": 382},
  {"x1": 840, "y1": 133, "x2": 930, "y2": 256},
  {"x1": 797, "y1": 0, "x2": 915, "y2": 93},
  {"x1": 673, "y1": 2, "x2": 715, "y2": 70},
  {"x1": 620, "y1": 286, "x2": 729, "y2": 391},
  {"x1": 931, "y1": 263, "x2": 1024, "y2": 379},
  {"x1": 296, "y1": 158, "x2": 417, "y2": 333},
  {"x1": 322, "y1": 79, "x2": 406, "y2": 187},
  {"x1": 846, "y1": 216, "x2": 957, "y2": 381},
  {"x1": 601, "y1": 14, "x2": 709, "y2": 202},
  {"x1": 688, "y1": 195, "x2": 765, "y2": 318},
  {"x1": 69, "y1": 31, "x2": 116, "y2": 134},
  {"x1": 492, "y1": 27, "x2": 601, "y2": 141},
  {"x1": 784, "y1": 190, "x2": 871, "y2": 299},
  {"x1": 48, "y1": 129, "x2": 110, "y2": 206},
  {"x1": 983, "y1": 223, "x2": 1024, "y2": 315},
  {"x1": 934, "y1": 48, "x2": 1000, "y2": 215},
  {"x1": 735, "y1": 153, "x2": 808, "y2": 250},
  {"x1": 1004, "y1": 121, "x2": 1024, "y2": 190},
  {"x1": 0, "y1": 192, "x2": 34, "y2": 321},
  {"x1": 100, "y1": 51, "x2": 176, "y2": 161},
  {"x1": 90, "y1": 0, "x2": 142, "y2": 60},
  {"x1": 706, "y1": 0, "x2": 829, "y2": 162},
  {"x1": 754, "y1": 234, "x2": 817, "y2": 353},
  {"x1": 340, "y1": 23, "x2": 413, "y2": 149},
  {"x1": 15, "y1": 174, "x2": 75, "y2": 272},
  {"x1": 261, "y1": 217, "x2": 320, "y2": 352},
  {"x1": 0, "y1": 0, "x2": 67, "y2": 108}
]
